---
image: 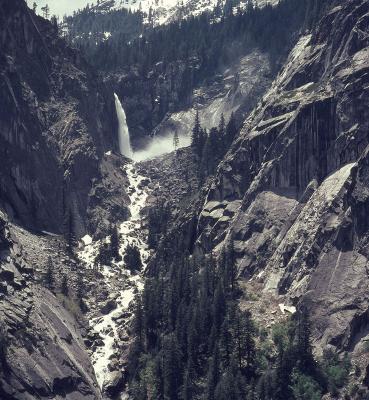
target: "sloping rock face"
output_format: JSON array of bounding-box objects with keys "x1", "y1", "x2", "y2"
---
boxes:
[
  {"x1": 87, "y1": 153, "x2": 131, "y2": 239},
  {"x1": 0, "y1": 211, "x2": 101, "y2": 399},
  {"x1": 151, "y1": 51, "x2": 272, "y2": 141},
  {"x1": 0, "y1": 0, "x2": 117, "y2": 235},
  {"x1": 196, "y1": 0, "x2": 369, "y2": 376},
  {"x1": 110, "y1": 50, "x2": 271, "y2": 149}
]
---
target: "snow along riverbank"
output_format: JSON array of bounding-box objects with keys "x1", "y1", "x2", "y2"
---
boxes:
[{"x1": 79, "y1": 162, "x2": 151, "y2": 393}]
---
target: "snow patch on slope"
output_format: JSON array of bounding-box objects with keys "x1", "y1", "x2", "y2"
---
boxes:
[{"x1": 101, "y1": 0, "x2": 278, "y2": 25}]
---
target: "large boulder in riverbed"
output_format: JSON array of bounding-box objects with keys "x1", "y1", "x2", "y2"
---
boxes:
[
  {"x1": 103, "y1": 371, "x2": 124, "y2": 398},
  {"x1": 101, "y1": 299, "x2": 117, "y2": 315}
]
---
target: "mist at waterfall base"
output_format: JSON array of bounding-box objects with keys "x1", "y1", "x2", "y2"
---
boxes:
[
  {"x1": 114, "y1": 93, "x2": 191, "y2": 161},
  {"x1": 133, "y1": 134, "x2": 191, "y2": 161}
]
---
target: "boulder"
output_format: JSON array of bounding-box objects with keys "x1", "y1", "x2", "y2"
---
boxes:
[
  {"x1": 101, "y1": 299, "x2": 117, "y2": 315},
  {"x1": 103, "y1": 371, "x2": 124, "y2": 397}
]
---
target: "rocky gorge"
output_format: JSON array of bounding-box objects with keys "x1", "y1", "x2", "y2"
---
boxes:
[{"x1": 1, "y1": 0, "x2": 369, "y2": 398}]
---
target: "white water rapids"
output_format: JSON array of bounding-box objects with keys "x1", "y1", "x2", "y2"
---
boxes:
[
  {"x1": 79, "y1": 162, "x2": 151, "y2": 395},
  {"x1": 78, "y1": 93, "x2": 187, "y2": 397}
]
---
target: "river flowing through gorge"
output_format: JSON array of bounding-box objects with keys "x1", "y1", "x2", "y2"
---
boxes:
[{"x1": 79, "y1": 161, "x2": 151, "y2": 396}]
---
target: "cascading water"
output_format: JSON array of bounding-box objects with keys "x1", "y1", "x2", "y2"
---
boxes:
[
  {"x1": 114, "y1": 92, "x2": 191, "y2": 161},
  {"x1": 114, "y1": 93, "x2": 133, "y2": 158},
  {"x1": 79, "y1": 163, "x2": 151, "y2": 395}
]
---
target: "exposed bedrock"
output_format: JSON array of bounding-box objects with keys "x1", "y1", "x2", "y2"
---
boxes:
[
  {"x1": 0, "y1": 0, "x2": 119, "y2": 236},
  {"x1": 194, "y1": 0, "x2": 369, "y2": 375},
  {"x1": 0, "y1": 211, "x2": 101, "y2": 399}
]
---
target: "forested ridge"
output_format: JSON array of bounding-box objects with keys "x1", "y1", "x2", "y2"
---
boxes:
[{"x1": 64, "y1": 0, "x2": 326, "y2": 75}]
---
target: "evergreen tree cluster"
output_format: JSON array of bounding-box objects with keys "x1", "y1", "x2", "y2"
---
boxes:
[
  {"x1": 191, "y1": 112, "x2": 237, "y2": 180},
  {"x1": 127, "y1": 246, "x2": 258, "y2": 400},
  {"x1": 95, "y1": 224, "x2": 122, "y2": 266},
  {"x1": 147, "y1": 200, "x2": 172, "y2": 249},
  {"x1": 124, "y1": 243, "x2": 143, "y2": 273},
  {"x1": 61, "y1": 3, "x2": 143, "y2": 54},
  {"x1": 127, "y1": 244, "x2": 352, "y2": 399},
  {"x1": 65, "y1": 0, "x2": 318, "y2": 76}
]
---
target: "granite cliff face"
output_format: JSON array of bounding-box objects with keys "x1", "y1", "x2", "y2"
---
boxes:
[
  {"x1": 0, "y1": 211, "x2": 101, "y2": 400},
  {"x1": 0, "y1": 1, "x2": 131, "y2": 398},
  {"x1": 194, "y1": 0, "x2": 369, "y2": 380},
  {"x1": 110, "y1": 50, "x2": 272, "y2": 149},
  {"x1": 0, "y1": 0, "x2": 120, "y2": 236},
  {"x1": 2, "y1": 0, "x2": 369, "y2": 397}
]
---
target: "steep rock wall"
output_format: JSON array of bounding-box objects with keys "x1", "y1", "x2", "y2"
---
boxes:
[
  {"x1": 195, "y1": 0, "x2": 369, "y2": 378},
  {"x1": 0, "y1": 211, "x2": 101, "y2": 399},
  {"x1": 0, "y1": 0, "x2": 118, "y2": 235}
]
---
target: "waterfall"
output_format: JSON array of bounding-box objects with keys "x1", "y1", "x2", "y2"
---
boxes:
[{"x1": 114, "y1": 93, "x2": 133, "y2": 158}]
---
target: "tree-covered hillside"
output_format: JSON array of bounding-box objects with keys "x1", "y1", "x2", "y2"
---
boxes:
[{"x1": 64, "y1": 0, "x2": 326, "y2": 75}]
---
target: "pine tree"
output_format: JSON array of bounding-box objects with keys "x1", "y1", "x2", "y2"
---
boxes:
[
  {"x1": 198, "y1": 127, "x2": 207, "y2": 159},
  {"x1": 66, "y1": 210, "x2": 76, "y2": 254},
  {"x1": 110, "y1": 224, "x2": 121, "y2": 262},
  {"x1": 206, "y1": 346, "x2": 220, "y2": 400},
  {"x1": 200, "y1": 130, "x2": 211, "y2": 176},
  {"x1": 219, "y1": 114, "x2": 225, "y2": 137},
  {"x1": 0, "y1": 320, "x2": 8, "y2": 366},
  {"x1": 133, "y1": 296, "x2": 144, "y2": 344},
  {"x1": 214, "y1": 364, "x2": 238, "y2": 400},
  {"x1": 191, "y1": 110, "x2": 201, "y2": 152},
  {"x1": 213, "y1": 281, "x2": 226, "y2": 333},
  {"x1": 180, "y1": 369, "x2": 194, "y2": 400},
  {"x1": 61, "y1": 274, "x2": 69, "y2": 296},
  {"x1": 220, "y1": 313, "x2": 232, "y2": 368},
  {"x1": 224, "y1": 240, "x2": 237, "y2": 295},
  {"x1": 51, "y1": 15, "x2": 58, "y2": 31},
  {"x1": 124, "y1": 244, "x2": 143, "y2": 272},
  {"x1": 235, "y1": 310, "x2": 256, "y2": 378},
  {"x1": 44, "y1": 256, "x2": 55, "y2": 290},
  {"x1": 96, "y1": 242, "x2": 112, "y2": 266},
  {"x1": 41, "y1": 4, "x2": 50, "y2": 19},
  {"x1": 225, "y1": 113, "x2": 237, "y2": 147},
  {"x1": 76, "y1": 272, "x2": 85, "y2": 300},
  {"x1": 295, "y1": 308, "x2": 316, "y2": 376},
  {"x1": 163, "y1": 334, "x2": 182, "y2": 400},
  {"x1": 173, "y1": 130, "x2": 180, "y2": 151}
]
